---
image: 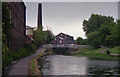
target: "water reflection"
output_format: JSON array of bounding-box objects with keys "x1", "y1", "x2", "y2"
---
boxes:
[
  {"x1": 87, "y1": 59, "x2": 119, "y2": 75},
  {"x1": 41, "y1": 55, "x2": 119, "y2": 76}
]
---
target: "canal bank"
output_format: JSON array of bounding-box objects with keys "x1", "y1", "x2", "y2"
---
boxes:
[
  {"x1": 29, "y1": 48, "x2": 53, "y2": 76},
  {"x1": 67, "y1": 46, "x2": 120, "y2": 61},
  {"x1": 29, "y1": 46, "x2": 120, "y2": 76}
]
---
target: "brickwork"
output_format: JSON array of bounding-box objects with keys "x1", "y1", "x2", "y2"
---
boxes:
[{"x1": 7, "y1": 2, "x2": 26, "y2": 51}]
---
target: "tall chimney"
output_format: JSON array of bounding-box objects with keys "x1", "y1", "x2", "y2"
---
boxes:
[{"x1": 38, "y1": 3, "x2": 42, "y2": 27}]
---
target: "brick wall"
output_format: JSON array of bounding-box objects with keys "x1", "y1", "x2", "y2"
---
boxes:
[{"x1": 7, "y1": 2, "x2": 26, "y2": 51}]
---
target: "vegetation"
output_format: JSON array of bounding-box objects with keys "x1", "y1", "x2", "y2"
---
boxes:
[
  {"x1": 72, "y1": 46, "x2": 120, "y2": 60},
  {"x1": 2, "y1": 43, "x2": 37, "y2": 73},
  {"x1": 83, "y1": 14, "x2": 120, "y2": 48},
  {"x1": 44, "y1": 30, "x2": 54, "y2": 44},
  {"x1": 29, "y1": 48, "x2": 54, "y2": 75},
  {"x1": 2, "y1": 3, "x2": 12, "y2": 36},
  {"x1": 33, "y1": 26, "x2": 45, "y2": 46},
  {"x1": 2, "y1": 3, "x2": 12, "y2": 72},
  {"x1": 30, "y1": 57, "x2": 36, "y2": 72},
  {"x1": 109, "y1": 46, "x2": 120, "y2": 54},
  {"x1": 2, "y1": 43, "x2": 13, "y2": 72},
  {"x1": 75, "y1": 37, "x2": 87, "y2": 45},
  {"x1": 33, "y1": 26, "x2": 54, "y2": 47},
  {"x1": 29, "y1": 49, "x2": 45, "y2": 75}
]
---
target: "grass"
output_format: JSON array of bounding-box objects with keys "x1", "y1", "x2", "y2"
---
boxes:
[
  {"x1": 29, "y1": 48, "x2": 53, "y2": 75},
  {"x1": 109, "y1": 46, "x2": 120, "y2": 54},
  {"x1": 30, "y1": 49, "x2": 45, "y2": 75},
  {"x1": 30, "y1": 57, "x2": 36, "y2": 72},
  {"x1": 72, "y1": 46, "x2": 120, "y2": 61}
]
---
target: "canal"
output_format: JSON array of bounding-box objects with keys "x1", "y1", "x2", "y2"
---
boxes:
[{"x1": 39, "y1": 55, "x2": 119, "y2": 76}]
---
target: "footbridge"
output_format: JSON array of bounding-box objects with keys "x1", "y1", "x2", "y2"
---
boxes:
[
  {"x1": 43, "y1": 44, "x2": 90, "y2": 49},
  {"x1": 43, "y1": 44, "x2": 90, "y2": 55}
]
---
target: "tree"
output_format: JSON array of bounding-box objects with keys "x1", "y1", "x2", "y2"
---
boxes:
[
  {"x1": 83, "y1": 14, "x2": 114, "y2": 34},
  {"x1": 82, "y1": 14, "x2": 115, "y2": 48},
  {"x1": 44, "y1": 30, "x2": 54, "y2": 44},
  {"x1": 33, "y1": 26, "x2": 45, "y2": 46},
  {"x1": 86, "y1": 31, "x2": 101, "y2": 48},
  {"x1": 98, "y1": 21, "x2": 116, "y2": 47},
  {"x1": 111, "y1": 20, "x2": 120, "y2": 46},
  {"x1": 33, "y1": 26, "x2": 54, "y2": 46},
  {"x1": 75, "y1": 37, "x2": 87, "y2": 45}
]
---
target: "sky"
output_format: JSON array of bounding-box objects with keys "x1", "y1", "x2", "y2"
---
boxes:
[
  {"x1": 118, "y1": 2, "x2": 120, "y2": 19},
  {"x1": 23, "y1": 1, "x2": 118, "y2": 40}
]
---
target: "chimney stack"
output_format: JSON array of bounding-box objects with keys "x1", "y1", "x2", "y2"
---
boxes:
[{"x1": 37, "y1": 3, "x2": 42, "y2": 27}]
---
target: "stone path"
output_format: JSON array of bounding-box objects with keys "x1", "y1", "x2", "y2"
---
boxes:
[{"x1": 4, "y1": 47, "x2": 44, "y2": 76}]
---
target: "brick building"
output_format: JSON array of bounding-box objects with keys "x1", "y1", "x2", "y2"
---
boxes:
[
  {"x1": 52, "y1": 33, "x2": 74, "y2": 44},
  {"x1": 6, "y1": 2, "x2": 26, "y2": 51}
]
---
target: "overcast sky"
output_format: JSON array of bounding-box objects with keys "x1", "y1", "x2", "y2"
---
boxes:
[{"x1": 24, "y1": 1, "x2": 118, "y2": 39}]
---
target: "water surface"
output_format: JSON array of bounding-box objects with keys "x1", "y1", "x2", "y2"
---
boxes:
[{"x1": 41, "y1": 55, "x2": 119, "y2": 75}]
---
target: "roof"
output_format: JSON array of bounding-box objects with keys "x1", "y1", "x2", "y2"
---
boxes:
[
  {"x1": 55, "y1": 32, "x2": 74, "y2": 41},
  {"x1": 57, "y1": 32, "x2": 73, "y2": 38},
  {"x1": 26, "y1": 26, "x2": 35, "y2": 29}
]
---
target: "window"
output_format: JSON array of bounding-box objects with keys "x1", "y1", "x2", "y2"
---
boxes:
[{"x1": 60, "y1": 40, "x2": 62, "y2": 44}]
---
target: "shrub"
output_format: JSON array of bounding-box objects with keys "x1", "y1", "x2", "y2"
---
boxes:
[
  {"x1": 17, "y1": 48, "x2": 28, "y2": 58},
  {"x1": 2, "y1": 43, "x2": 37, "y2": 73},
  {"x1": 24, "y1": 43, "x2": 37, "y2": 54},
  {"x1": 11, "y1": 51, "x2": 20, "y2": 61},
  {"x1": 2, "y1": 43, "x2": 13, "y2": 72}
]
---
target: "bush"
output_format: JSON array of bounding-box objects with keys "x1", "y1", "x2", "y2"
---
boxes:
[
  {"x1": 2, "y1": 43, "x2": 37, "y2": 73},
  {"x1": 2, "y1": 43, "x2": 13, "y2": 72},
  {"x1": 24, "y1": 43, "x2": 37, "y2": 54},
  {"x1": 11, "y1": 48, "x2": 28, "y2": 61},
  {"x1": 11, "y1": 51, "x2": 20, "y2": 61},
  {"x1": 17, "y1": 48, "x2": 28, "y2": 58}
]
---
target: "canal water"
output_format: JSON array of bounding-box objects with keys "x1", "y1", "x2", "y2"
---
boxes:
[{"x1": 40, "y1": 55, "x2": 119, "y2": 75}]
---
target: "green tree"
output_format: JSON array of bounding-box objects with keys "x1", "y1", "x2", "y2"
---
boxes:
[
  {"x1": 75, "y1": 37, "x2": 87, "y2": 45},
  {"x1": 111, "y1": 20, "x2": 120, "y2": 46},
  {"x1": 44, "y1": 30, "x2": 54, "y2": 44},
  {"x1": 83, "y1": 14, "x2": 115, "y2": 48},
  {"x1": 98, "y1": 21, "x2": 116, "y2": 47},
  {"x1": 33, "y1": 25, "x2": 54, "y2": 46},
  {"x1": 86, "y1": 31, "x2": 101, "y2": 48},
  {"x1": 83, "y1": 14, "x2": 114, "y2": 34},
  {"x1": 33, "y1": 26, "x2": 45, "y2": 46}
]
